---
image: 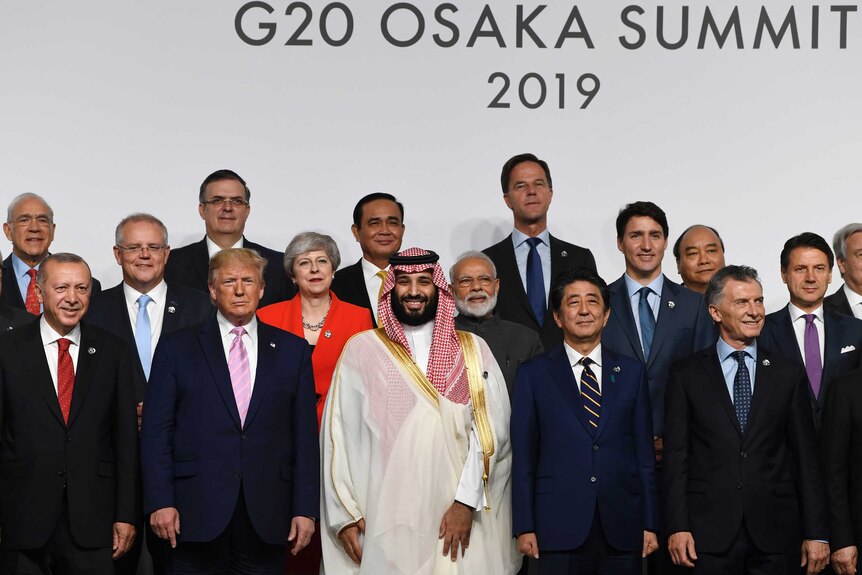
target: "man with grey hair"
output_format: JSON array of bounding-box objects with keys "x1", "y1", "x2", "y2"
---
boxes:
[
  {"x1": 825, "y1": 223, "x2": 862, "y2": 320},
  {"x1": 450, "y1": 251, "x2": 543, "y2": 397},
  {"x1": 2, "y1": 193, "x2": 101, "y2": 313}
]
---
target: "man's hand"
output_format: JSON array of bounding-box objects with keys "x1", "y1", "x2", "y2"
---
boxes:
[
  {"x1": 136, "y1": 402, "x2": 143, "y2": 433},
  {"x1": 150, "y1": 507, "x2": 181, "y2": 548},
  {"x1": 643, "y1": 531, "x2": 659, "y2": 558},
  {"x1": 832, "y1": 545, "x2": 858, "y2": 575},
  {"x1": 112, "y1": 522, "x2": 136, "y2": 559},
  {"x1": 653, "y1": 436, "x2": 663, "y2": 464},
  {"x1": 338, "y1": 518, "x2": 366, "y2": 565},
  {"x1": 668, "y1": 531, "x2": 697, "y2": 567},
  {"x1": 517, "y1": 533, "x2": 539, "y2": 559},
  {"x1": 288, "y1": 516, "x2": 315, "y2": 556},
  {"x1": 439, "y1": 501, "x2": 473, "y2": 562},
  {"x1": 801, "y1": 540, "x2": 830, "y2": 575}
]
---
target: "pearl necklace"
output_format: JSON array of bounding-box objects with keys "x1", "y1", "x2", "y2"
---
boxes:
[{"x1": 302, "y1": 297, "x2": 332, "y2": 332}]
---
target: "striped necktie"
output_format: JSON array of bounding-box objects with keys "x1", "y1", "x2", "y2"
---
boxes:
[
  {"x1": 579, "y1": 357, "x2": 601, "y2": 431},
  {"x1": 228, "y1": 326, "x2": 251, "y2": 426}
]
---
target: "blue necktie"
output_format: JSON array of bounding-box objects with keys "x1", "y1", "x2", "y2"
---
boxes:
[
  {"x1": 525, "y1": 237, "x2": 545, "y2": 326},
  {"x1": 732, "y1": 350, "x2": 752, "y2": 432},
  {"x1": 136, "y1": 294, "x2": 153, "y2": 379},
  {"x1": 579, "y1": 357, "x2": 601, "y2": 433},
  {"x1": 638, "y1": 287, "x2": 655, "y2": 359}
]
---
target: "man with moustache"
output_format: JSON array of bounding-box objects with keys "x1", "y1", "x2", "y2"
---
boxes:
[
  {"x1": 673, "y1": 225, "x2": 726, "y2": 294},
  {"x1": 320, "y1": 248, "x2": 519, "y2": 574},
  {"x1": 450, "y1": 251, "x2": 543, "y2": 397}
]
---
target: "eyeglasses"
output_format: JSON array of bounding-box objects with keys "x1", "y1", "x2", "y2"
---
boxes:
[
  {"x1": 201, "y1": 197, "x2": 249, "y2": 208},
  {"x1": 116, "y1": 244, "x2": 168, "y2": 255},
  {"x1": 456, "y1": 276, "x2": 495, "y2": 288}
]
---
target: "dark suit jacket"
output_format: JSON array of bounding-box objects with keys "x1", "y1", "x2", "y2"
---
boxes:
[
  {"x1": 483, "y1": 234, "x2": 596, "y2": 350},
  {"x1": 759, "y1": 305, "x2": 862, "y2": 432},
  {"x1": 330, "y1": 259, "x2": 376, "y2": 327},
  {"x1": 0, "y1": 320, "x2": 138, "y2": 549},
  {"x1": 822, "y1": 367, "x2": 862, "y2": 553},
  {"x1": 511, "y1": 345, "x2": 658, "y2": 551},
  {"x1": 163, "y1": 237, "x2": 296, "y2": 308},
  {"x1": 0, "y1": 302, "x2": 35, "y2": 333},
  {"x1": 663, "y1": 344, "x2": 828, "y2": 554},
  {"x1": 825, "y1": 284, "x2": 856, "y2": 318},
  {"x1": 140, "y1": 317, "x2": 319, "y2": 545},
  {"x1": 1, "y1": 255, "x2": 102, "y2": 312},
  {"x1": 454, "y1": 314, "x2": 543, "y2": 399},
  {"x1": 86, "y1": 282, "x2": 214, "y2": 402},
  {"x1": 602, "y1": 274, "x2": 714, "y2": 436},
  {"x1": 257, "y1": 291, "x2": 373, "y2": 424}
]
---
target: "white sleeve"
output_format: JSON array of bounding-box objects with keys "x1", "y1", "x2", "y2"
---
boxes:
[{"x1": 454, "y1": 422, "x2": 486, "y2": 510}]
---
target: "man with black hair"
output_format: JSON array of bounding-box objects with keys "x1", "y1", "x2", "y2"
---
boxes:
[{"x1": 673, "y1": 224, "x2": 726, "y2": 294}]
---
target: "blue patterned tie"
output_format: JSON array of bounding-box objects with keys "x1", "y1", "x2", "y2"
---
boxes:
[
  {"x1": 135, "y1": 294, "x2": 153, "y2": 379},
  {"x1": 732, "y1": 351, "x2": 752, "y2": 432},
  {"x1": 580, "y1": 357, "x2": 601, "y2": 432},
  {"x1": 638, "y1": 287, "x2": 655, "y2": 359},
  {"x1": 525, "y1": 237, "x2": 546, "y2": 327}
]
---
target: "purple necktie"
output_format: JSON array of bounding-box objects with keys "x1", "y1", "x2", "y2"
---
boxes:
[
  {"x1": 228, "y1": 326, "x2": 251, "y2": 425},
  {"x1": 803, "y1": 314, "x2": 823, "y2": 398}
]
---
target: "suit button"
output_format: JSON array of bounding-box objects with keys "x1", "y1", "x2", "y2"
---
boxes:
[
  {"x1": 241, "y1": 435, "x2": 246, "y2": 440},
  {"x1": 740, "y1": 451, "x2": 747, "y2": 458},
  {"x1": 590, "y1": 476, "x2": 597, "y2": 483},
  {"x1": 736, "y1": 482, "x2": 742, "y2": 489},
  {"x1": 593, "y1": 445, "x2": 599, "y2": 451},
  {"x1": 58, "y1": 469, "x2": 65, "y2": 477},
  {"x1": 234, "y1": 471, "x2": 241, "y2": 479}
]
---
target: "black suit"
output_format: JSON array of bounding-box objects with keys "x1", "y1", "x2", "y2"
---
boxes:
[
  {"x1": 0, "y1": 302, "x2": 35, "y2": 332},
  {"x1": 663, "y1": 344, "x2": 828, "y2": 562},
  {"x1": 86, "y1": 282, "x2": 214, "y2": 403},
  {"x1": 759, "y1": 305, "x2": 862, "y2": 432},
  {"x1": 825, "y1": 284, "x2": 857, "y2": 318},
  {"x1": 822, "y1": 367, "x2": 862, "y2": 565},
  {"x1": 331, "y1": 258, "x2": 377, "y2": 326},
  {"x1": 483, "y1": 234, "x2": 596, "y2": 350},
  {"x1": 0, "y1": 320, "x2": 138, "y2": 561},
  {"x1": 163, "y1": 237, "x2": 295, "y2": 308},
  {"x1": 1, "y1": 254, "x2": 102, "y2": 311}
]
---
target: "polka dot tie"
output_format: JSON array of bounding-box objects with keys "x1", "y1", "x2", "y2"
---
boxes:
[{"x1": 732, "y1": 351, "x2": 752, "y2": 432}]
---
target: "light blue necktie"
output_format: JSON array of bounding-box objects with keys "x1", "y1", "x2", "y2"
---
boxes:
[
  {"x1": 638, "y1": 287, "x2": 655, "y2": 359},
  {"x1": 136, "y1": 294, "x2": 153, "y2": 379}
]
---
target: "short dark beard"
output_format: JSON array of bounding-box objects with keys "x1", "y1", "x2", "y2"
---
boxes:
[{"x1": 391, "y1": 288, "x2": 439, "y2": 326}]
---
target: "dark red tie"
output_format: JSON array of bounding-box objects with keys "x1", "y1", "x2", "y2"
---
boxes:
[
  {"x1": 57, "y1": 338, "x2": 74, "y2": 424},
  {"x1": 25, "y1": 268, "x2": 39, "y2": 315}
]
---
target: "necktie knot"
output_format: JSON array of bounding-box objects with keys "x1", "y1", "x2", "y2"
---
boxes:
[
  {"x1": 57, "y1": 338, "x2": 71, "y2": 353},
  {"x1": 580, "y1": 357, "x2": 592, "y2": 367},
  {"x1": 731, "y1": 350, "x2": 747, "y2": 365},
  {"x1": 526, "y1": 237, "x2": 543, "y2": 249},
  {"x1": 804, "y1": 313, "x2": 816, "y2": 325},
  {"x1": 230, "y1": 326, "x2": 247, "y2": 340},
  {"x1": 26, "y1": 268, "x2": 37, "y2": 280},
  {"x1": 638, "y1": 286, "x2": 652, "y2": 300},
  {"x1": 137, "y1": 294, "x2": 152, "y2": 308}
]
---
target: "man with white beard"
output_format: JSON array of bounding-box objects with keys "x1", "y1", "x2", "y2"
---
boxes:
[{"x1": 451, "y1": 251, "x2": 543, "y2": 398}]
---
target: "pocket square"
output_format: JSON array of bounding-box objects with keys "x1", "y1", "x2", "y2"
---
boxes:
[{"x1": 841, "y1": 345, "x2": 856, "y2": 354}]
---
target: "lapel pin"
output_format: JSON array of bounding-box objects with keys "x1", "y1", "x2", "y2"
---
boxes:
[
  {"x1": 613, "y1": 366, "x2": 621, "y2": 373},
  {"x1": 667, "y1": 301, "x2": 675, "y2": 309},
  {"x1": 324, "y1": 330, "x2": 332, "y2": 339},
  {"x1": 561, "y1": 250, "x2": 568, "y2": 257},
  {"x1": 167, "y1": 306, "x2": 176, "y2": 314},
  {"x1": 762, "y1": 359, "x2": 770, "y2": 366},
  {"x1": 483, "y1": 371, "x2": 488, "y2": 379},
  {"x1": 88, "y1": 347, "x2": 96, "y2": 355},
  {"x1": 270, "y1": 342, "x2": 276, "y2": 348},
  {"x1": 5, "y1": 326, "x2": 12, "y2": 331}
]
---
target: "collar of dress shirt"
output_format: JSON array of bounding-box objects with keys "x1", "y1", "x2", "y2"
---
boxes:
[
  {"x1": 787, "y1": 302, "x2": 824, "y2": 324},
  {"x1": 843, "y1": 284, "x2": 862, "y2": 309},
  {"x1": 716, "y1": 336, "x2": 757, "y2": 363},
  {"x1": 564, "y1": 341, "x2": 602, "y2": 369},
  {"x1": 360, "y1": 257, "x2": 388, "y2": 282},
  {"x1": 123, "y1": 280, "x2": 167, "y2": 311},
  {"x1": 11, "y1": 252, "x2": 39, "y2": 278},
  {"x1": 40, "y1": 316, "x2": 82, "y2": 348},
  {"x1": 216, "y1": 311, "x2": 258, "y2": 343},
  {"x1": 511, "y1": 227, "x2": 550, "y2": 249},
  {"x1": 623, "y1": 273, "x2": 665, "y2": 300},
  {"x1": 206, "y1": 236, "x2": 244, "y2": 259}
]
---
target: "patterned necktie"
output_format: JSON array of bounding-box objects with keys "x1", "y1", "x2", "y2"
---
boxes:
[
  {"x1": 803, "y1": 314, "x2": 823, "y2": 398},
  {"x1": 135, "y1": 294, "x2": 153, "y2": 379},
  {"x1": 376, "y1": 270, "x2": 387, "y2": 302},
  {"x1": 57, "y1": 338, "x2": 75, "y2": 424},
  {"x1": 228, "y1": 326, "x2": 251, "y2": 426},
  {"x1": 25, "y1": 268, "x2": 40, "y2": 315},
  {"x1": 638, "y1": 287, "x2": 656, "y2": 359},
  {"x1": 579, "y1": 357, "x2": 601, "y2": 431},
  {"x1": 525, "y1": 237, "x2": 546, "y2": 326},
  {"x1": 732, "y1": 350, "x2": 752, "y2": 432}
]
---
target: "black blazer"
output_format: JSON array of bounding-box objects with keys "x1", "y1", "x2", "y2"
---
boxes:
[
  {"x1": 1, "y1": 255, "x2": 102, "y2": 312},
  {"x1": 0, "y1": 320, "x2": 138, "y2": 549},
  {"x1": 759, "y1": 305, "x2": 862, "y2": 432},
  {"x1": 330, "y1": 259, "x2": 377, "y2": 327},
  {"x1": 825, "y1": 284, "x2": 856, "y2": 318},
  {"x1": 822, "y1": 367, "x2": 862, "y2": 554},
  {"x1": 163, "y1": 237, "x2": 296, "y2": 308},
  {"x1": 663, "y1": 344, "x2": 828, "y2": 554},
  {"x1": 601, "y1": 274, "x2": 715, "y2": 436},
  {"x1": 483, "y1": 234, "x2": 596, "y2": 350},
  {"x1": 0, "y1": 303, "x2": 35, "y2": 333},
  {"x1": 86, "y1": 282, "x2": 214, "y2": 402}
]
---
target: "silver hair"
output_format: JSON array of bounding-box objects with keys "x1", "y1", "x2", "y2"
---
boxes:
[
  {"x1": 115, "y1": 213, "x2": 169, "y2": 246},
  {"x1": 704, "y1": 265, "x2": 761, "y2": 308},
  {"x1": 832, "y1": 223, "x2": 862, "y2": 261},
  {"x1": 448, "y1": 250, "x2": 497, "y2": 283},
  {"x1": 283, "y1": 232, "x2": 341, "y2": 278},
  {"x1": 7, "y1": 193, "x2": 54, "y2": 223},
  {"x1": 36, "y1": 253, "x2": 91, "y2": 287}
]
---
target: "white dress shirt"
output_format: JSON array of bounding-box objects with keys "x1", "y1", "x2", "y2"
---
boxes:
[
  {"x1": 511, "y1": 228, "x2": 551, "y2": 300},
  {"x1": 40, "y1": 318, "x2": 81, "y2": 394},
  {"x1": 564, "y1": 342, "x2": 603, "y2": 391},
  {"x1": 206, "y1": 236, "x2": 243, "y2": 259},
  {"x1": 788, "y1": 303, "x2": 825, "y2": 367},
  {"x1": 216, "y1": 312, "x2": 259, "y2": 393},
  {"x1": 123, "y1": 280, "x2": 168, "y2": 363},
  {"x1": 844, "y1": 284, "x2": 862, "y2": 320},
  {"x1": 360, "y1": 258, "x2": 388, "y2": 325}
]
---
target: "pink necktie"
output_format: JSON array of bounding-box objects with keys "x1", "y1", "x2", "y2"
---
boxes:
[{"x1": 228, "y1": 326, "x2": 251, "y2": 425}]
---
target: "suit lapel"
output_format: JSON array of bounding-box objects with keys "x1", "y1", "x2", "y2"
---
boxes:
[
  {"x1": 192, "y1": 238, "x2": 210, "y2": 290},
  {"x1": 609, "y1": 278, "x2": 644, "y2": 363},
  {"x1": 244, "y1": 324, "x2": 277, "y2": 429},
  {"x1": 702, "y1": 348, "x2": 743, "y2": 437},
  {"x1": 774, "y1": 307, "x2": 803, "y2": 364},
  {"x1": 349, "y1": 261, "x2": 373, "y2": 311},
  {"x1": 68, "y1": 327, "x2": 99, "y2": 427},
  {"x1": 499, "y1": 235, "x2": 538, "y2": 328},
  {"x1": 547, "y1": 346, "x2": 593, "y2": 434},
  {"x1": 107, "y1": 285, "x2": 135, "y2": 345},
  {"x1": 649, "y1": 276, "x2": 679, "y2": 365},
  {"x1": 162, "y1": 285, "x2": 184, "y2": 332},
  {"x1": 198, "y1": 318, "x2": 243, "y2": 429},
  {"x1": 3, "y1": 256, "x2": 27, "y2": 310},
  {"x1": 18, "y1": 321, "x2": 66, "y2": 426},
  {"x1": 593, "y1": 349, "x2": 619, "y2": 440},
  {"x1": 746, "y1": 347, "x2": 775, "y2": 436},
  {"x1": 544, "y1": 236, "x2": 570, "y2": 325},
  {"x1": 821, "y1": 314, "x2": 845, "y2": 404}
]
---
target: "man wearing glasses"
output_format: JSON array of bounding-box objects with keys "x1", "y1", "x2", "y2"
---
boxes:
[
  {"x1": 87, "y1": 213, "x2": 212, "y2": 575},
  {"x1": 2, "y1": 193, "x2": 101, "y2": 313},
  {"x1": 164, "y1": 169, "x2": 295, "y2": 307}
]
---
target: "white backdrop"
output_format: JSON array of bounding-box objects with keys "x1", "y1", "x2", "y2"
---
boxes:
[{"x1": 2, "y1": 1, "x2": 860, "y2": 311}]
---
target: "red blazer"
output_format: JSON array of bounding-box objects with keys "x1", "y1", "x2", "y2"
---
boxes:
[{"x1": 257, "y1": 292, "x2": 373, "y2": 425}]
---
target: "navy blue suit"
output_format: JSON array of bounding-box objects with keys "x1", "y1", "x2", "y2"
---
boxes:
[
  {"x1": 140, "y1": 317, "x2": 319, "y2": 546},
  {"x1": 511, "y1": 345, "x2": 659, "y2": 553},
  {"x1": 601, "y1": 275, "x2": 714, "y2": 436},
  {"x1": 758, "y1": 305, "x2": 862, "y2": 432}
]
